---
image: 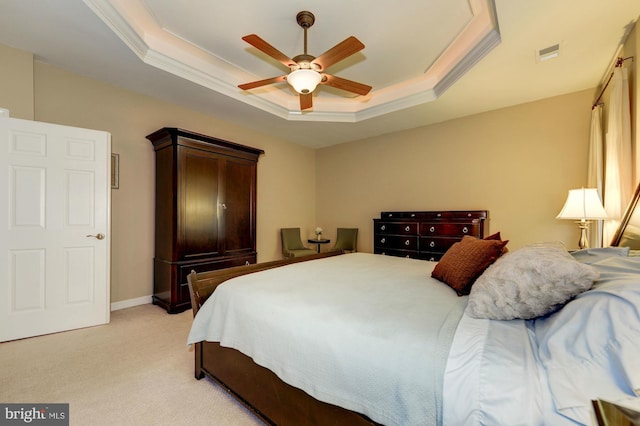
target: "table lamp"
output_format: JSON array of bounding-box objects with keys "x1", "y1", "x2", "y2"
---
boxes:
[{"x1": 556, "y1": 188, "x2": 608, "y2": 249}]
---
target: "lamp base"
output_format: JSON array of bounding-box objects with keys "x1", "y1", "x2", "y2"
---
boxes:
[{"x1": 577, "y1": 220, "x2": 591, "y2": 250}]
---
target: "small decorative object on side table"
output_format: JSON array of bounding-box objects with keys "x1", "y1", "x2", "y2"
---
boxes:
[{"x1": 309, "y1": 227, "x2": 330, "y2": 253}]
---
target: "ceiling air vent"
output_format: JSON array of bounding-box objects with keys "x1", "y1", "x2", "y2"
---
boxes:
[{"x1": 536, "y1": 43, "x2": 560, "y2": 63}]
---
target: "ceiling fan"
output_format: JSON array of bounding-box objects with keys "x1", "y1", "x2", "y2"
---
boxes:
[{"x1": 238, "y1": 11, "x2": 372, "y2": 111}]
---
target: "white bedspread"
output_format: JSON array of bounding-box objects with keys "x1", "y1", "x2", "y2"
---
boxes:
[{"x1": 187, "y1": 253, "x2": 467, "y2": 426}]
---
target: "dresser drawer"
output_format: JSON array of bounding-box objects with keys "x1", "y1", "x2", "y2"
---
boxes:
[
  {"x1": 419, "y1": 236, "x2": 459, "y2": 252},
  {"x1": 374, "y1": 248, "x2": 420, "y2": 258},
  {"x1": 383, "y1": 211, "x2": 488, "y2": 220},
  {"x1": 374, "y1": 221, "x2": 418, "y2": 235},
  {"x1": 416, "y1": 252, "x2": 445, "y2": 262},
  {"x1": 381, "y1": 212, "x2": 421, "y2": 219},
  {"x1": 374, "y1": 234, "x2": 418, "y2": 251},
  {"x1": 419, "y1": 222, "x2": 481, "y2": 237}
]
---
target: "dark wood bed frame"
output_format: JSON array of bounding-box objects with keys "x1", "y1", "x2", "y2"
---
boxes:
[{"x1": 187, "y1": 251, "x2": 379, "y2": 426}]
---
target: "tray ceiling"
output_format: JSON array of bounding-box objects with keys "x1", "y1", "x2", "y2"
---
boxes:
[
  {"x1": 84, "y1": 0, "x2": 500, "y2": 122},
  {"x1": 0, "y1": 0, "x2": 638, "y2": 147}
]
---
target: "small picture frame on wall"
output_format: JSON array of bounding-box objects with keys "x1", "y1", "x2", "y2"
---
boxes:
[{"x1": 111, "y1": 153, "x2": 119, "y2": 189}]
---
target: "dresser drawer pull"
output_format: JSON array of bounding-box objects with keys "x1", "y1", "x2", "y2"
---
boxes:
[
  {"x1": 430, "y1": 226, "x2": 435, "y2": 233},
  {"x1": 405, "y1": 226, "x2": 411, "y2": 232},
  {"x1": 429, "y1": 241, "x2": 435, "y2": 248},
  {"x1": 381, "y1": 238, "x2": 386, "y2": 244},
  {"x1": 405, "y1": 240, "x2": 410, "y2": 246},
  {"x1": 381, "y1": 225, "x2": 386, "y2": 231},
  {"x1": 462, "y1": 226, "x2": 469, "y2": 234}
]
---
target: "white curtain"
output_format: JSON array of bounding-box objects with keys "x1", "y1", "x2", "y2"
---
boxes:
[
  {"x1": 588, "y1": 104, "x2": 604, "y2": 247},
  {"x1": 603, "y1": 66, "x2": 632, "y2": 246}
]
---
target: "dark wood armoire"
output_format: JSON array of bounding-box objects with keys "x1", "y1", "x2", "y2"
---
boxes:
[{"x1": 147, "y1": 128, "x2": 263, "y2": 313}]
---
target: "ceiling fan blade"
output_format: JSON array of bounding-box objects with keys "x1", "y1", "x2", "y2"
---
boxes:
[
  {"x1": 300, "y1": 93, "x2": 313, "y2": 110},
  {"x1": 242, "y1": 34, "x2": 296, "y2": 68},
  {"x1": 320, "y1": 74, "x2": 371, "y2": 96},
  {"x1": 311, "y1": 36, "x2": 365, "y2": 71},
  {"x1": 238, "y1": 75, "x2": 287, "y2": 90}
]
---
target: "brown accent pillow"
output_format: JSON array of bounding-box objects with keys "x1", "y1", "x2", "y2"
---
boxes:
[
  {"x1": 484, "y1": 231, "x2": 509, "y2": 253},
  {"x1": 484, "y1": 232, "x2": 502, "y2": 240},
  {"x1": 431, "y1": 235, "x2": 508, "y2": 296}
]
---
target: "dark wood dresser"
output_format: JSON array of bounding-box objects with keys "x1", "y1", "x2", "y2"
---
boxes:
[
  {"x1": 373, "y1": 211, "x2": 488, "y2": 261},
  {"x1": 148, "y1": 128, "x2": 264, "y2": 313}
]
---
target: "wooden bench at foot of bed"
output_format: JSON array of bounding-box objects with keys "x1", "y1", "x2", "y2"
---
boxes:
[{"x1": 187, "y1": 251, "x2": 379, "y2": 426}]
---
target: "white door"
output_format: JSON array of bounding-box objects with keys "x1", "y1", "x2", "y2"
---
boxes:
[{"x1": 0, "y1": 115, "x2": 111, "y2": 342}]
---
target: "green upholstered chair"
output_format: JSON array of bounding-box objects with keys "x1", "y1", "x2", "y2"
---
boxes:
[
  {"x1": 331, "y1": 228, "x2": 358, "y2": 253},
  {"x1": 281, "y1": 228, "x2": 317, "y2": 258}
]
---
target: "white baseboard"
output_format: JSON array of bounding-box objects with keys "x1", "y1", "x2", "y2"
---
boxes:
[{"x1": 110, "y1": 295, "x2": 153, "y2": 311}]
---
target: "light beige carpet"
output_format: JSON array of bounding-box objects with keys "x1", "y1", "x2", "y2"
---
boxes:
[{"x1": 0, "y1": 304, "x2": 263, "y2": 426}]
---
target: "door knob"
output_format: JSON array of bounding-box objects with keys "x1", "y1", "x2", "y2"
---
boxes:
[{"x1": 86, "y1": 233, "x2": 105, "y2": 240}]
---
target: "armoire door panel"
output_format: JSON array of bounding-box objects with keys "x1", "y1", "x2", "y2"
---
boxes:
[
  {"x1": 153, "y1": 147, "x2": 175, "y2": 260},
  {"x1": 222, "y1": 159, "x2": 256, "y2": 254},
  {"x1": 181, "y1": 147, "x2": 221, "y2": 258}
]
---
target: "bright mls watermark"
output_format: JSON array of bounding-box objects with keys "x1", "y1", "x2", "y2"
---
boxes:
[{"x1": 0, "y1": 404, "x2": 68, "y2": 425}]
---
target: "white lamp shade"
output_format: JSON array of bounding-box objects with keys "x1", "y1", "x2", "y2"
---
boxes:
[
  {"x1": 287, "y1": 69, "x2": 322, "y2": 94},
  {"x1": 556, "y1": 188, "x2": 608, "y2": 220}
]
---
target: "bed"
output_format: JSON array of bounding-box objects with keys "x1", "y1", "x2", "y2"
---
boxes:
[{"x1": 186, "y1": 243, "x2": 640, "y2": 425}]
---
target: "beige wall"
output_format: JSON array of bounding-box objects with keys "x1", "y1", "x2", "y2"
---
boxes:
[
  {"x1": 1, "y1": 42, "x2": 599, "y2": 305},
  {"x1": 0, "y1": 44, "x2": 34, "y2": 120},
  {"x1": 316, "y1": 89, "x2": 595, "y2": 252}
]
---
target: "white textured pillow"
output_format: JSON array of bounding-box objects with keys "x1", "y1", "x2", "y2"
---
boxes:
[{"x1": 466, "y1": 242, "x2": 600, "y2": 320}]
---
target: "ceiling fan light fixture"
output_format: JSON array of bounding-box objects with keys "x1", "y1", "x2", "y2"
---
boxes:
[
  {"x1": 239, "y1": 11, "x2": 369, "y2": 110},
  {"x1": 287, "y1": 69, "x2": 322, "y2": 94}
]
